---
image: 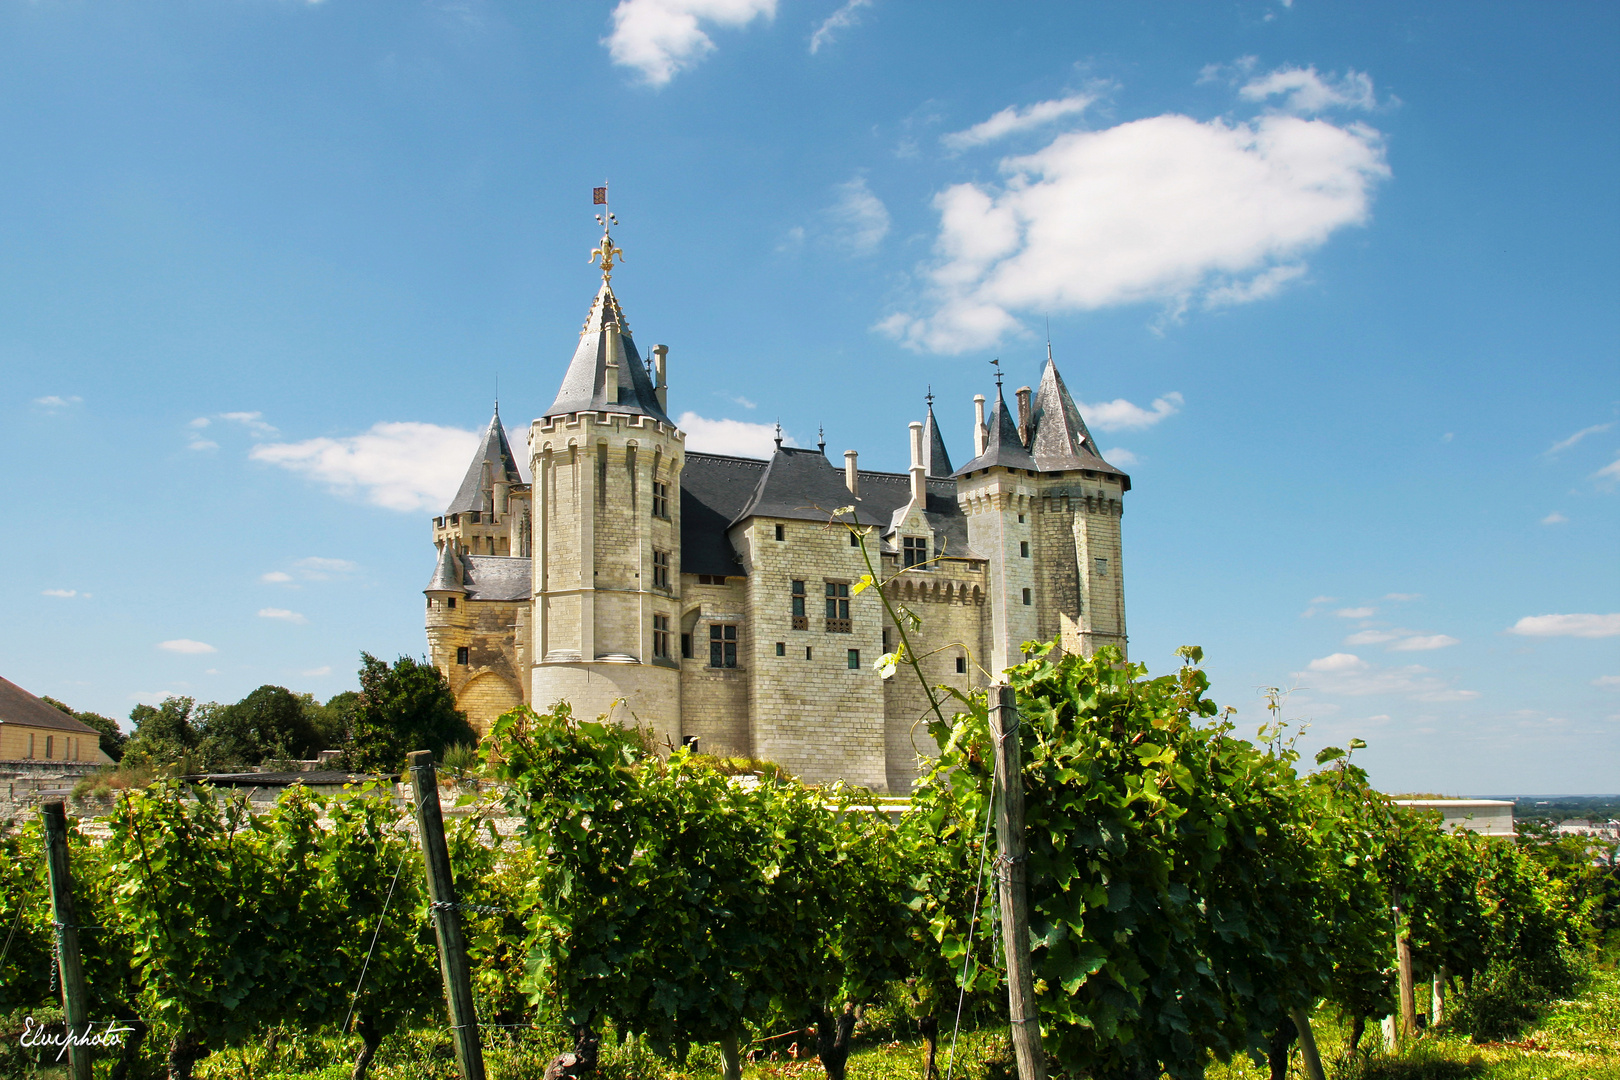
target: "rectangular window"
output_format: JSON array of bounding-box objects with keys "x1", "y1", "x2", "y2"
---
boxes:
[
  {"x1": 774, "y1": 523, "x2": 785, "y2": 541},
  {"x1": 653, "y1": 615, "x2": 671, "y2": 659},
  {"x1": 825, "y1": 581, "x2": 851, "y2": 632},
  {"x1": 805, "y1": 646, "x2": 813, "y2": 660},
  {"x1": 1094, "y1": 557, "x2": 1109, "y2": 577},
  {"x1": 698, "y1": 574, "x2": 726, "y2": 585},
  {"x1": 903, "y1": 536, "x2": 928, "y2": 568},
  {"x1": 45, "y1": 735, "x2": 54, "y2": 760},
  {"x1": 652, "y1": 480, "x2": 669, "y2": 519},
  {"x1": 791, "y1": 579, "x2": 807, "y2": 629},
  {"x1": 456, "y1": 646, "x2": 469, "y2": 665},
  {"x1": 447, "y1": 597, "x2": 456, "y2": 609},
  {"x1": 1017, "y1": 513, "x2": 1025, "y2": 523},
  {"x1": 1022, "y1": 587, "x2": 1032, "y2": 605},
  {"x1": 847, "y1": 649, "x2": 860, "y2": 669},
  {"x1": 882, "y1": 628, "x2": 890, "y2": 652},
  {"x1": 1020, "y1": 541, "x2": 1030, "y2": 558},
  {"x1": 709, "y1": 624, "x2": 738, "y2": 668},
  {"x1": 653, "y1": 549, "x2": 671, "y2": 590},
  {"x1": 849, "y1": 531, "x2": 859, "y2": 547},
  {"x1": 27, "y1": 733, "x2": 34, "y2": 759},
  {"x1": 681, "y1": 633, "x2": 693, "y2": 659},
  {"x1": 956, "y1": 655, "x2": 967, "y2": 674},
  {"x1": 775, "y1": 641, "x2": 786, "y2": 656}
]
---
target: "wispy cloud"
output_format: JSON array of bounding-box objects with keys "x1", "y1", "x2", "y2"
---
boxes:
[
  {"x1": 1101, "y1": 447, "x2": 1137, "y2": 466},
  {"x1": 1344, "y1": 628, "x2": 1402, "y2": 645},
  {"x1": 809, "y1": 0, "x2": 870, "y2": 54},
  {"x1": 1383, "y1": 592, "x2": 1422, "y2": 602},
  {"x1": 252, "y1": 422, "x2": 481, "y2": 513},
  {"x1": 1388, "y1": 634, "x2": 1458, "y2": 652},
  {"x1": 1308, "y1": 652, "x2": 1366, "y2": 673},
  {"x1": 1297, "y1": 654, "x2": 1478, "y2": 701},
  {"x1": 677, "y1": 412, "x2": 793, "y2": 458},
  {"x1": 1545, "y1": 422, "x2": 1613, "y2": 456},
  {"x1": 1596, "y1": 454, "x2": 1620, "y2": 487},
  {"x1": 1541, "y1": 511, "x2": 1568, "y2": 525},
  {"x1": 262, "y1": 571, "x2": 294, "y2": 583},
  {"x1": 1079, "y1": 392, "x2": 1182, "y2": 432},
  {"x1": 1238, "y1": 65, "x2": 1376, "y2": 115},
  {"x1": 1508, "y1": 613, "x2": 1620, "y2": 639},
  {"x1": 303, "y1": 666, "x2": 333, "y2": 678},
  {"x1": 32, "y1": 395, "x2": 82, "y2": 412},
  {"x1": 825, "y1": 176, "x2": 891, "y2": 255},
  {"x1": 159, "y1": 639, "x2": 217, "y2": 655},
  {"x1": 604, "y1": 0, "x2": 776, "y2": 86},
  {"x1": 942, "y1": 93, "x2": 1098, "y2": 151},
  {"x1": 1335, "y1": 606, "x2": 1376, "y2": 619},
  {"x1": 1592, "y1": 675, "x2": 1620, "y2": 690},
  {"x1": 220, "y1": 411, "x2": 279, "y2": 436},
  {"x1": 42, "y1": 588, "x2": 80, "y2": 598},
  {"x1": 258, "y1": 608, "x2": 307, "y2": 624}
]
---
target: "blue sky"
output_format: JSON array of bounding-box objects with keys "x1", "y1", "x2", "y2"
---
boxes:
[{"x1": 3, "y1": 1, "x2": 1616, "y2": 793}]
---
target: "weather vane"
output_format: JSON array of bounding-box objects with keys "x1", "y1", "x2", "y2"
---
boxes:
[
  {"x1": 589, "y1": 182, "x2": 624, "y2": 282},
  {"x1": 925, "y1": 384, "x2": 934, "y2": 409},
  {"x1": 990, "y1": 357, "x2": 1003, "y2": 392}
]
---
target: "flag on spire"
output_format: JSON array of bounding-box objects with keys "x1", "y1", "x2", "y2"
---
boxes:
[{"x1": 593, "y1": 186, "x2": 607, "y2": 205}]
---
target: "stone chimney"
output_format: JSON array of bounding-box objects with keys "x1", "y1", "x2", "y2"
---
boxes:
[
  {"x1": 1016, "y1": 386, "x2": 1032, "y2": 447},
  {"x1": 844, "y1": 450, "x2": 859, "y2": 494},
  {"x1": 974, "y1": 394, "x2": 988, "y2": 457},
  {"x1": 651, "y1": 344, "x2": 669, "y2": 410},
  {"x1": 909, "y1": 421, "x2": 926, "y2": 505}
]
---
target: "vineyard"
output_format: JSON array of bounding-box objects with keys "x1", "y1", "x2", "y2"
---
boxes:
[{"x1": 2, "y1": 644, "x2": 1612, "y2": 1080}]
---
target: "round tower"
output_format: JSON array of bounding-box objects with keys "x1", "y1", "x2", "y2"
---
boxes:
[{"x1": 528, "y1": 214, "x2": 685, "y2": 741}]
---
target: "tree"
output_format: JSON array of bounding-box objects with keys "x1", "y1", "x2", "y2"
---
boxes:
[
  {"x1": 347, "y1": 653, "x2": 476, "y2": 773},
  {"x1": 199, "y1": 685, "x2": 324, "y2": 766},
  {"x1": 308, "y1": 690, "x2": 361, "y2": 751},
  {"x1": 120, "y1": 696, "x2": 201, "y2": 766},
  {"x1": 43, "y1": 696, "x2": 127, "y2": 761}
]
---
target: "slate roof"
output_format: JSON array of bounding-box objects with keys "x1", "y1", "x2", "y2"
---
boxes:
[
  {"x1": 730, "y1": 446, "x2": 869, "y2": 526},
  {"x1": 953, "y1": 389, "x2": 1036, "y2": 474},
  {"x1": 851, "y1": 471, "x2": 979, "y2": 559},
  {"x1": 462, "y1": 555, "x2": 531, "y2": 601},
  {"x1": 447, "y1": 406, "x2": 524, "y2": 516},
  {"x1": 680, "y1": 452, "x2": 766, "y2": 577},
  {"x1": 544, "y1": 281, "x2": 672, "y2": 424},
  {"x1": 923, "y1": 404, "x2": 953, "y2": 478},
  {"x1": 0, "y1": 676, "x2": 102, "y2": 735},
  {"x1": 1027, "y1": 358, "x2": 1131, "y2": 488}
]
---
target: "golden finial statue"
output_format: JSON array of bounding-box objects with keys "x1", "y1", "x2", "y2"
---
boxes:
[{"x1": 589, "y1": 184, "x2": 624, "y2": 282}]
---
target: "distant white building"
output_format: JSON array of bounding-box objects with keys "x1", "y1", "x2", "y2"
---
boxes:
[{"x1": 1392, "y1": 798, "x2": 1516, "y2": 838}]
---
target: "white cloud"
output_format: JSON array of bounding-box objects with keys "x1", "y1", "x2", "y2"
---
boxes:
[
  {"x1": 1079, "y1": 391, "x2": 1182, "y2": 432},
  {"x1": 809, "y1": 0, "x2": 870, "y2": 54},
  {"x1": 604, "y1": 0, "x2": 776, "y2": 86},
  {"x1": 1344, "y1": 628, "x2": 1401, "y2": 645},
  {"x1": 251, "y1": 422, "x2": 480, "y2": 513},
  {"x1": 881, "y1": 103, "x2": 1389, "y2": 352},
  {"x1": 1311, "y1": 596, "x2": 1338, "y2": 604},
  {"x1": 258, "y1": 608, "x2": 307, "y2": 624},
  {"x1": 677, "y1": 412, "x2": 794, "y2": 458},
  {"x1": 1308, "y1": 652, "x2": 1366, "y2": 672},
  {"x1": 1595, "y1": 454, "x2": 1620, "y2": 487},
  {"x1": 41, "y1": 588, "x2": 78, "y2": 598},
  {"x1": 32, "y1": 395, "x2": 82, "y2": 411},
  {"x1": 1545, "y1": 422, "x2": 1613, "y2": 456},
  {"x1": 1508, "y1": 613, "x2": 1620, "y2": 639},
  {"x1": 1384, "y1": 592, "x2": 1421, "y2": 602},
  {"x1": 1389, "y1": 634, "x2": 1459, "y2": 652},
  {"x1": 1593, "y1": 675, "x2": 1620, "y2": 690},
  {"x1": 1101, "y1": 447, "x2": 1137, "y2": 466},
  {"x1": 724, "y1": 394, "x2": 758, "y2": 409},
  {"x1": 296, "y1": 556, "x2": 357, "y2": 576},
  {"x1": 303, "y1": 666, "x2": 333, "y2": 677},
  {"x1": 159, "y1": 639, "x2": 217, "y2": 655},
  {"x1": 188, "y1": 439, "x2": 220, "y2": 451},
  {"x1": 1541, "y1": 511, "x2": 1568, "y2": 525},
  {"x1": 1238, "y1": 65, "x2": 1376, "y2": 115},
  {"x1": 825, "y1": 176, "x2": 890, "y2": 255},
  {"x1": 942, "y1": 94, "x2": 1099, "y2": 151},
  {"x1": 261, "y1": 571, "x2": 294, "y2": 583},
  {"x1": 219, "y1": 411, "x2": 279, "y2": 437},
  {"x1": 1335, "y1": 606, "x2": 1376, "y2": 618}
]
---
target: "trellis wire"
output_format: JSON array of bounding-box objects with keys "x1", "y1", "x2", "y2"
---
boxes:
[
  {"x1": 340, "y1": 841, "x2": 412, "y2": 1038},
  {"x1": 943, "y1": 714, "x2": 1003, "y2": 1080}
]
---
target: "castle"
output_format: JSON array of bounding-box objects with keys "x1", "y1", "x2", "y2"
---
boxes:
[{"x1": 423, "y1": 219, "x2": 1130, "y2": 793}]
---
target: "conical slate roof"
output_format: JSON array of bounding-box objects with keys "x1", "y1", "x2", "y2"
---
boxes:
[
  {"x1": 543, "y1": 281, "x2": 671, "y2": 424},
  {"x1": 953, "y1": 389, "x2": 1035, "y2": 474},
  {"x1": 447, "y1": 406, "x2": 523, "y2": 516},
  {"x1": 424, "y1": 540, "x2": 466, "y2": 594},
  {"x1": 923, "y1": 402, "x2": 953, "y2": 478},
  {"x1": 1027, "y1": 358, "x2": 1130, "y2": 489}
]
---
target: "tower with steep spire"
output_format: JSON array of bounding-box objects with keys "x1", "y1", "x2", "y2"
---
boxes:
[{"x1": 423, "y1": 202, "x2": 1130, "y2": 793}]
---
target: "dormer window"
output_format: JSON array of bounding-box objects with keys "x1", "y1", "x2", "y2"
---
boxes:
[{"x1": 903, "y1": 536, "x2": 928, "y2": 569}]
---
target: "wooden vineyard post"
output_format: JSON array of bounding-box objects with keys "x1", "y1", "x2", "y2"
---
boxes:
[
  {"x1": 1432, "y1": 967, "x2": 1447, "y2": 1027},
  {"x1": 992, "y1": 685, "x2": 1047, "y2": 1080},
  {"x1": 408, "y1": 751, "x2": 486, "y2": 1080},
  {"x1": 40, "y1": 800, "x2": 93, "y2": 1080},
  {"x1": 1395, "y1": 912, "x2": 1417, "y2": 1039}
]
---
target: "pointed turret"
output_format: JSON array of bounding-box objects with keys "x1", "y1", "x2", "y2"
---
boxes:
[
  {"x1": 425, "y1": 539, "x2": 465, "y2": 594},
  {"x1": 448, "y1": 405, "x2": 524, "y2": 516},
  {"x1": 543, "y1": 282, "x2": 671, "y2": 423},
  {"x1": 953, "y1": 388, "x2": 1035, "y2": 474},
  {"x1": 922, "y1": 396, "x2": 953, "y2": 477},
  {"x1": 1026, "y1": 357, "x2": 1130, "y2": 488}
]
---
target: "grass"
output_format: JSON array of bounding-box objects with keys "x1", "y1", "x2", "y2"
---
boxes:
[{"x1": 9, "y1": 965, "x2": 1615, "y2": 1079}]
